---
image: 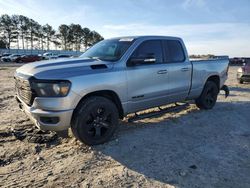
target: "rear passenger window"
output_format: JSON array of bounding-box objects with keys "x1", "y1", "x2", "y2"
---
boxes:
[
  {"x1": 164, "y1": 40, "x2": 185, "y2": 62},
  {"x1": 132, "y1": 40, "x2": 163, "y2": 63}
]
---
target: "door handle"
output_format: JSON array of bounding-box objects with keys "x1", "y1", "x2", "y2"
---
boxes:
[
  {"x1": 181, "y1": 67, "x2": 189, "y2": 72},
  {"x1": 157, "y1": 70, "x2": 168, "y2": 74}
]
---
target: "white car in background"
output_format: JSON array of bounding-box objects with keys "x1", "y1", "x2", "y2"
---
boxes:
[
  {"x1": 1, "y1": 54, "x2": 21, "y2": 62},
  {"x1": 43, "y1": 52, "x2": 58, "y2": 60}
]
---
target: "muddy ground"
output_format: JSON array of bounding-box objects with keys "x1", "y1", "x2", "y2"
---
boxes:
[{"x1": 0, "y1": 65, "x2": 249, "y2": 188}]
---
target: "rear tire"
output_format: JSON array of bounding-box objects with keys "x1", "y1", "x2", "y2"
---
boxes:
[
  {"x1": 71, "y1": 96, "x2": 119, "y2": 145},
  {"x1": 195, "y1": 81, "x2": 219, "y2": 110},
  {"x1": 239, "y1": 80, "x2": 243, "y2": 84}
]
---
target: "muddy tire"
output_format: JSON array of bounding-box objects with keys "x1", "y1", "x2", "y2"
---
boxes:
[
  {"x1": 71, "y1": 96, "x2": 119, "y2": 145},
  {"x1": 195, "y1": 81, "x2": 219, "y2": 110}
]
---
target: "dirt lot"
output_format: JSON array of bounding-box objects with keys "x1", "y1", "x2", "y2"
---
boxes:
[{"x1": 0, "y1": 65, "x2": 250, "y2": 188}]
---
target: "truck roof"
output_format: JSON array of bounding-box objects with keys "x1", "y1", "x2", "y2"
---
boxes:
[{"x1": 109, "y1": 35, "x2": 182, "y2": 41}]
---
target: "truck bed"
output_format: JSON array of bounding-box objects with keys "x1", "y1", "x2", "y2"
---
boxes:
[{"x1": 187, "y1": 57, "x2": 229, "y2": 100}]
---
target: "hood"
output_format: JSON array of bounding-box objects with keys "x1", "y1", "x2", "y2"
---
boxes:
[{"x1": 16, "y1": 57, "x2": 114, "y2": 79}]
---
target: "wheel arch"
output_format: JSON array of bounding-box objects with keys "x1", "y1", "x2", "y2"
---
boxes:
[
  {"x1": 206, "y1": 75, "x2": 220, "y2": 90},
  {"x1": 73, "y1": 90, "x2": 124, "y2": 119}
]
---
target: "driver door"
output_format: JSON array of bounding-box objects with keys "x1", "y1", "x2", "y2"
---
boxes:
[{"x1": 126, "y1": 40, "x2": 170, "y2": 113}]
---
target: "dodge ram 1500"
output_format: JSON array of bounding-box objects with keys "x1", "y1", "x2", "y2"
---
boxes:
[{"x1": 15, "y1": 36, "x2": 229, "y2": 145}]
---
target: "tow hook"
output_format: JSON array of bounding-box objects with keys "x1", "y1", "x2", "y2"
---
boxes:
[
  {"x1": 220, "y1": 85, "x2": 229, "y2": 98},
  {"x1": 19, "y1": 103, "x2": 24, "y2": 112}
]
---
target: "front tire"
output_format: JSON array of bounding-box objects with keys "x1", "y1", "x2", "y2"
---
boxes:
[
  {"x1": 71, "y1": 96, "x2": 119, "y2": 145},
  {"x1": 195, "y1": 81, "x2": 219, "y2": 110}
]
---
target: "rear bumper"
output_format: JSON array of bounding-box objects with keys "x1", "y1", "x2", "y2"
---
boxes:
[{"x1": 16, "y1": 96, "x2": 73, "y2": 131}]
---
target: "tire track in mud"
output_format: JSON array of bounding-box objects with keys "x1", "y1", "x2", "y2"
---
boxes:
[
  {"x1": 1, "y1": 168, "x2": 50, "y2": 188},
  {"x1": 0, "y1": 95, "x2": 14, "y2": 103}
]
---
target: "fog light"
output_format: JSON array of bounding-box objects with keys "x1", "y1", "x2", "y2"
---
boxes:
[{"x1": 40, "y1": 117, "x2": 59, "y2": 124}]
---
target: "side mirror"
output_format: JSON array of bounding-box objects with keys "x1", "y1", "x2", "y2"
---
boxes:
[
  {"x1": 127, "y1": 58, "x2": 143, "y2": 67},
  {"x1": 127, "y1": 55, "x2": 156, "y2": 67},
  {"x1": 144, "y1": 58, "x2": 156, "y2": 63}
]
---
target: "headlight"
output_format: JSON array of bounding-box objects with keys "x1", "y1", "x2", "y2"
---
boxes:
[{"x1": 31, "y1": 80, "x2": 71, "y2": 97}]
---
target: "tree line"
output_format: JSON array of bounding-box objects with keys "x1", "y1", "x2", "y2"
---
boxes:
[{"x1": 0, "y1": 14, "x2": 104, "y2": 51}]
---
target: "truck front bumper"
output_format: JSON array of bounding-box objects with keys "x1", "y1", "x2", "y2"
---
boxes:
[{"x1": 16, "y1": 96, "x2": 74, "y2": 131}]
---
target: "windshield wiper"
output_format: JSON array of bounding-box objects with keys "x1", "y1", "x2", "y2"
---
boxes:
[
  {"x1": 86, "y1": 56, "x2": 118, "y2": 62},
  {"x1": 86, "y1": 56, "x2": 102, "y2": 61}
]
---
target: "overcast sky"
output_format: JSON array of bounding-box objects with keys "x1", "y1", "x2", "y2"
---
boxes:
[{"x1": 0, "y1": 0, "x2": 250, "y2": 57}]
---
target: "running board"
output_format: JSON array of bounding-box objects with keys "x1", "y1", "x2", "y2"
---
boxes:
[{"x1": 128, "y1": 103, "x2": 190, "y2": 122}]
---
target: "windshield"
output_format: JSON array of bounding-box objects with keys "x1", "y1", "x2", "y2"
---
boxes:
[{"x1": 80, "y1": 38, "x2": 135, "y2": 61}]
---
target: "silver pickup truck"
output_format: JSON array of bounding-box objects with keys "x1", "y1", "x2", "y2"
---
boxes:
[{"x1": 15, "y1": 36, "x2": 229, "y2": 145}]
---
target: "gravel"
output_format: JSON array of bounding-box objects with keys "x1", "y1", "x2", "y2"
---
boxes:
[{"x1": 0, "y1": 65, "x2": 249, "y2": 188}]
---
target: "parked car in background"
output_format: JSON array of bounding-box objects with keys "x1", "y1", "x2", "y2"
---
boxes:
[
  {"x1": 0, "y1": 53, "x2": 12, "y2": 62},
  {"x1": 15, "y1": 55, "x2": 42, "y2": 63},
  {"x1": 237, "y1": 60, "x2": 250, "y2": 83},
  {"x1": 1, "y1": 53, "x2": 11, "y2": 57},
  {"x1": 230, "y1": 57, "x2": 250, "y2": 65},
  {"x1": 43, "y1": 52, "x2": 58, "y2": 60},
  {"x1": 1, "y1": 54, "x2": 21, "y2": 62}
]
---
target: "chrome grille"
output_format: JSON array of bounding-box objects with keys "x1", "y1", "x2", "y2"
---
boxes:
[{"x1": 15, "y1": 77, "x2": 35, "y2": 106}]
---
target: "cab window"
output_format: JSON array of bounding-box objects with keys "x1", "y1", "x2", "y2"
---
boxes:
[
  {"x1": 131, "y1": 40, "x2": 163, "y2": 64},
  {"x1": 164, "y1": 40, "x2": 185, "y2": 62}
]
